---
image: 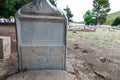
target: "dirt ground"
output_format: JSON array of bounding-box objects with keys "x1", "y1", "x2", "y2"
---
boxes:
[
  {"x1": 67, "y1": 28, "x2": 120, "y2": 80},
  {"x1": 0, "y1": 26, "x2": 120, "y2": 80}
]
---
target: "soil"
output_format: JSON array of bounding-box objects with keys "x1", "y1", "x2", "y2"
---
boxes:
[
  {"x1": 67, "y1": 29, "x2": 120, "y2": 80},
  {"x1": 67, "y1": 38, "x2": 120, "y2": 80}
]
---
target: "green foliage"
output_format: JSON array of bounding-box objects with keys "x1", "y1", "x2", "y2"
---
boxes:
[
  {"x1": 111, "y1": 16, "x2": 120, "y2": 26},
  {"x1": 0, "y1": 0, "x2": 16, "y2": 18},
  {"x1": 83, "y1": 1, "x2": 118, "y2": 25},
  {"x1": 83, "y1": 10, "x2": 97, "y2": 25},
  {"x1": 0, "y1": 0, "x2": 57, "y2": 19},
  {"x1": 49, "y1": 0, "x2": 57, "y2": 7},
  {"x1": 0, "y1": 0, "x2": 31, "y2": 18},
  {"x1": 14, "y1": 0, "x2": 31, "y2": 10},
  {"x1": 14, "y1": 0, "x2": 57, "y2": 10},
  {"x1": 92, "y1": 0, "x2": 111, "y2": 24},
  {"x1": 64, "y1": 6, "x2": 73, "y2": 22}
]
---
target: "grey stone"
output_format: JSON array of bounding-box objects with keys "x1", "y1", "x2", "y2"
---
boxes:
[
  {"x1": 15, "y1": 0, "x2": 67, "y2": 70},
  {"x1": 20, "y1": 46, "x2": 65, "y2": 70},
  {"x1": 7, "y1": 70, "x2": 75, "y2": 80},
  {"x1": 0, "y1": 36, "x2": 11, "y2": 60},
  {"x1": 20, "y1": 21, "x2": 64, "y2": 45}
]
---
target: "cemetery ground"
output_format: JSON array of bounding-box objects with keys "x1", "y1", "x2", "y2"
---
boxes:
[
  {"x1": 0, "y1": 26, "x2": 120, "y2": 80},
  {"x1": 67, "y1": 28, "x2": 120, "y2": 80}
]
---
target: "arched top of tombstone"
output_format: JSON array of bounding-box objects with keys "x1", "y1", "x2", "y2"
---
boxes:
[{"x1": 16, "y1": 0, "x2": 67, "y2": 20}]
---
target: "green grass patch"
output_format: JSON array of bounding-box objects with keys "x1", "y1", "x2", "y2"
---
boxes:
[{"x1": 68, "y1": 29, "x2": 120, "y2": 48}]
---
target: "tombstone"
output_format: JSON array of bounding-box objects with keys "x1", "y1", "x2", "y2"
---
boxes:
[
  {"x1": 0, "y1": 36, "x2": 11, "y2": 60},
  {"x1": 16, "y1": 0, "x2": 67, "y2": 70},
  {"x1": 0, "y1": 39, "x2": 3, "y2": 59}
]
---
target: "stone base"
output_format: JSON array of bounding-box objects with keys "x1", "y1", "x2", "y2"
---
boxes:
[
  {"x1": 19, "y1": 46, "x2": 66, "y2": 70},
  {"x1": 7, "y1": 70, "x2": 76, "y2": 80}
]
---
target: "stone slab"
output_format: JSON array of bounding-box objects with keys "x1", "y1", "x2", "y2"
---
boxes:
[
  {"x1": 0, "y1": 36, "x2": 11, "y2": 59},
  {"x1": 20, "y1": 21, "x2": 64, "y2": 45},
  {"x1": 7, "y1": 70, "x2": 76, "y2": 80},
  {"x1": 16, "y1": 0, "x2": 67, "y2": 70},
  {"x1": 20, "y1": 46, "x2": 66, "y2": 70}
]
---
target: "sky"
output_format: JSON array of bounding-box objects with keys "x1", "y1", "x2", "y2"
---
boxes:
[{"x1": 56, "y1": 0, "x2": 120, "y2": 22}]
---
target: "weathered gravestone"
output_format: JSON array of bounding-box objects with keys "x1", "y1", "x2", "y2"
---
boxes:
[
  {"x1": 0, "y1": 36, "x2": 11, "y2": 60},
  {"x1": 16, "y1": 0, "x2": 67, "y2": 70}
]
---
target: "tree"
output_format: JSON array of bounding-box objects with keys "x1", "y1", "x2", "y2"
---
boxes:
[
  {"x1": 0, "y1": 0, "x2": 16, "y2": 18},
  {"x1": 64, "y1": 6, "x2": 73, "y2": 22},
  {"x1": 0, "y1": 0, "x2": 57, "y2": 19},
  {"x1": 92, "y1": 0, "x2": 111, "y2": 24},
  {"x1": 83, "y1": 10, "x2": 97, "y2": 25},
  {"x1": 49, "y1": 0, "x2": 57, "y2": 7},
  {"x1": 14, "y1": 0, "x2": 31, "y2": 10},
  {"x1": 15, "y1": 0, "x2": 57, "y2": 10}
]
